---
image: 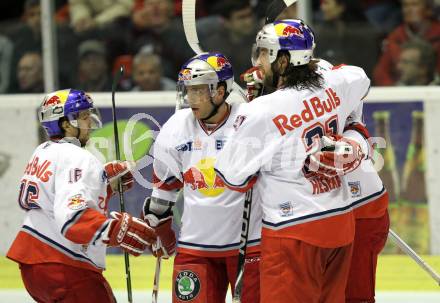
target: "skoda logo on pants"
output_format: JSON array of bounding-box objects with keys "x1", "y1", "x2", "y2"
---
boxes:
[{"x1": 175, "y1": 270, "x2": 201, "y2": 301}]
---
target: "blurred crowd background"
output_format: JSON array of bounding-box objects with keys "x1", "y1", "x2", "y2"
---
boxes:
[{"x1": 0, "y1": 0, "x2": 438, "y2": 94}]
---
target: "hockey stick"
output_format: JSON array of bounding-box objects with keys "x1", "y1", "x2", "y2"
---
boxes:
[
  {"x1": 182, "y1": 2, "x2": 298, "y2": 302},
  {"x1": 150, "y1": 90, "x2": 186, "y2": 303},
  {"x1": 232, "y1": 188, "x2": 253, "y2": 303},
  {"x1": 388, "y1": 229, "x2": 440, "y2": 286},
  {"x1": 265, "y1": 0, "x2": 298, "y2": 24},
  {"x1": 152, "y1": 258, "x2": 161, "y2": 303},
  {"x1": 151, "y1": 242, "x2": 162, "y2": 303},
  {"x1": 182, "y1": 0, "x2": 246, "y2": 99},
  {"x1": 111, "y1": 66, "x2": 133, "y2": 303}
]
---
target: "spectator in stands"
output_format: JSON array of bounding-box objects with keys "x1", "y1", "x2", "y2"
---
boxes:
[
  {"x1": 203, "y1": 0, "x2": 259, "y2": 86},
  {"x1": 361, "y1": 0, "x2": 402, "y2": 33},
  {"x1": 7, "y1": 0, "x2": 42, "y2": 82},
  {"x1": 0, "y1": 35, "x2": 13, "y2": 93},
  {"x1": 373, "y1": 0, "x2": 440, "y2": 85},
  {"x1": 396, "y1": 38, "x2": 440, "y2": 85},
  {"x1": 435, "y1": 0, "x2": 440, "y2": 19},
  {"x1": 314, "y1": 0, "x2": 381, "y2": 78},
  {"x1": 69, "y1": 0, "x2": 134, "y2": 34},
  {"x1": 7, "y1": 0, "x2": 78, "y2": 90},
  {"x1": 131, "y1": 51, "x2": 175, "y2": 91},
  {"x1": 16, "y1": 52, "x2": 44, "y2": 93},
  {"x1": 75, "y1": 40, "x2": 112, "y2": 92},
  {"x1": 106, "y1": 0, "x2": 193, "y2": 80}
]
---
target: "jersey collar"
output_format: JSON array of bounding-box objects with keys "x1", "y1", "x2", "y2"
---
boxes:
[
  {"x1": 197, "y1": 104, "x2": 231, "y2": 136},
  {"x1": 58, "y1": 137, "x2": 82, "y2": 147}
]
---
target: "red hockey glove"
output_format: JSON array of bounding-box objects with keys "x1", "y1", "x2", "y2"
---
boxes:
[
  {"x1": 240, "y1": 67, "x2": 264, "y2": 102},
  {"x1": 144, "y1": 214, "x2": 176, "y2": 259},
  {"x1": 104, "y1": 212, "x2": 157, "y2": 256},
  {"x1": 305, "y1": 134, "x2": 364, "y2": 178},
  {"x1": 105, "y1": 161, "x2": 135, "y2": 195}
]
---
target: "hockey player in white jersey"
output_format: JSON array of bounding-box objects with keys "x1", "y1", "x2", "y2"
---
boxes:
[
  {"x1": 7, "y1": 89, "x2": 157, "y2": 303},
  {"x1": 308, "y1": 59, "x2": 389, "y2": 303},
  {"x1": 142, "y1": 53, "x2": 262, "y2": 303},
  {"x1": 215, "y1": 19, "x2": 370, "y2": 303}
]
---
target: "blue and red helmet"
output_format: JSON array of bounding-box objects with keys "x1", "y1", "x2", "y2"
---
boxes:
[
  {"x1": 38, "y1": 89, "x2": 102, "y2": 137},
  {"x1": 177, "y1": 52, "x2": 234, "y2": 107},
  {"x1": 252, "y1": 19, "x2": 316, "y2": 66}
]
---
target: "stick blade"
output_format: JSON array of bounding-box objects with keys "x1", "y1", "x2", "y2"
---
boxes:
[
  {"x1": 265, "y1": 0, "x2": 297, "y2": 24},
  {"x1": 182, "y1": 0, "x2": 204, "y2": 54}
]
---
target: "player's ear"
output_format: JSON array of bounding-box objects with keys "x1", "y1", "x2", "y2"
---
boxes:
[
  {"x1": 216, "y1": 85, "x2": 226, "y2": 100},
  {"x1": 277, "y1": 53, "x2": 290, "y2": 74},
  {"x1": 60, "y1": 119, "x2": 73, "y2": 134}
]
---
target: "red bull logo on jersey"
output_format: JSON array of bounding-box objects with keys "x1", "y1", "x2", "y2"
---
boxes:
[
  {"x1": 274, "y1": 23, "x2": 304, "y2": 38},
  {"x1": 206, "y1": 56, "x2": 230, "y2": 72},
  {"x1": 272, "y1": 88, "x2": 341, "y2": 136},
  {"x1": 182, "y1": 157, "x2": 225, "y2": 197},
  {"x1": 67, "y1": 194, "x2": 87, "y2": 210}
]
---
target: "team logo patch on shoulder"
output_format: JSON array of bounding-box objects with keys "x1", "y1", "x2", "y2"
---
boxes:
[
  {"x1": 348, "y1": 181, "x2": 362, "y2": 198},
  {"x1": 175, "y1": 270, "x2": 201, "y2": 301},
  {"x1": 279, "y1": 201, "x2": 294, "y2": 217},
  {"x1": 68, "y1": 194, "x2": 87, "y2": 210}
]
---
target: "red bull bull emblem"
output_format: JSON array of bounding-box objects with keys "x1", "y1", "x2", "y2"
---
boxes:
[
  {"x1": 67, "y1": 194, "x2": 87, "y2": 210},
  {"x1": 274, "y1": 23, "x2": 304, "y2": 38},
  {"x1": 206, "y1": 56, "x2": 230, "y2": 71},
  {"x1": 43, "y1": 95, "x2": 61, "y2": 107},
  {"x1": 179, "y1": 68, "x2": 192, "y2": 81},
  {"x1": 182, "y1": 158, "x2": 225, "y2": 197}
]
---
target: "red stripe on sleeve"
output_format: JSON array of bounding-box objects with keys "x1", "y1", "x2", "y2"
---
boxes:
[
  {"x1": 152, "y1": 171, "x2": 183, "y2": 191},
  {"x1": 223, "y1": 175, "x2": 257, "y2": 193},
  {"x1": 64, "y1": 209, "x2": 107, "y2": 244}
]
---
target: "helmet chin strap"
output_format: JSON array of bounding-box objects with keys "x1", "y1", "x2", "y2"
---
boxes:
[
  {"x1": 74, "y1": 127, "x2": 87, "y2": 147},
  {"x1": 201, "y1": 97, "x2": 221, "y2": 122},
  {"x1": 204, "y1": 97, "x2": 223, "y2": 122}
]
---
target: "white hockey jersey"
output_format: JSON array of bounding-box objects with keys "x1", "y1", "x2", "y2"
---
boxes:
[
  {"x1": 151, "y1": 102, "x2": 262, "y2": 257},
  {"x1": 341, "y1": 132, "x2": 388, "y2": 219},
  {"x1": 215, "y1": 65, "x2": 370, "y2": 248},
  {"x1": 317, "y1": 59, "x2": 388, "y2": 219},
  {"x1": 7, "y1": 138, "x2": 110, "y2": 272}
]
